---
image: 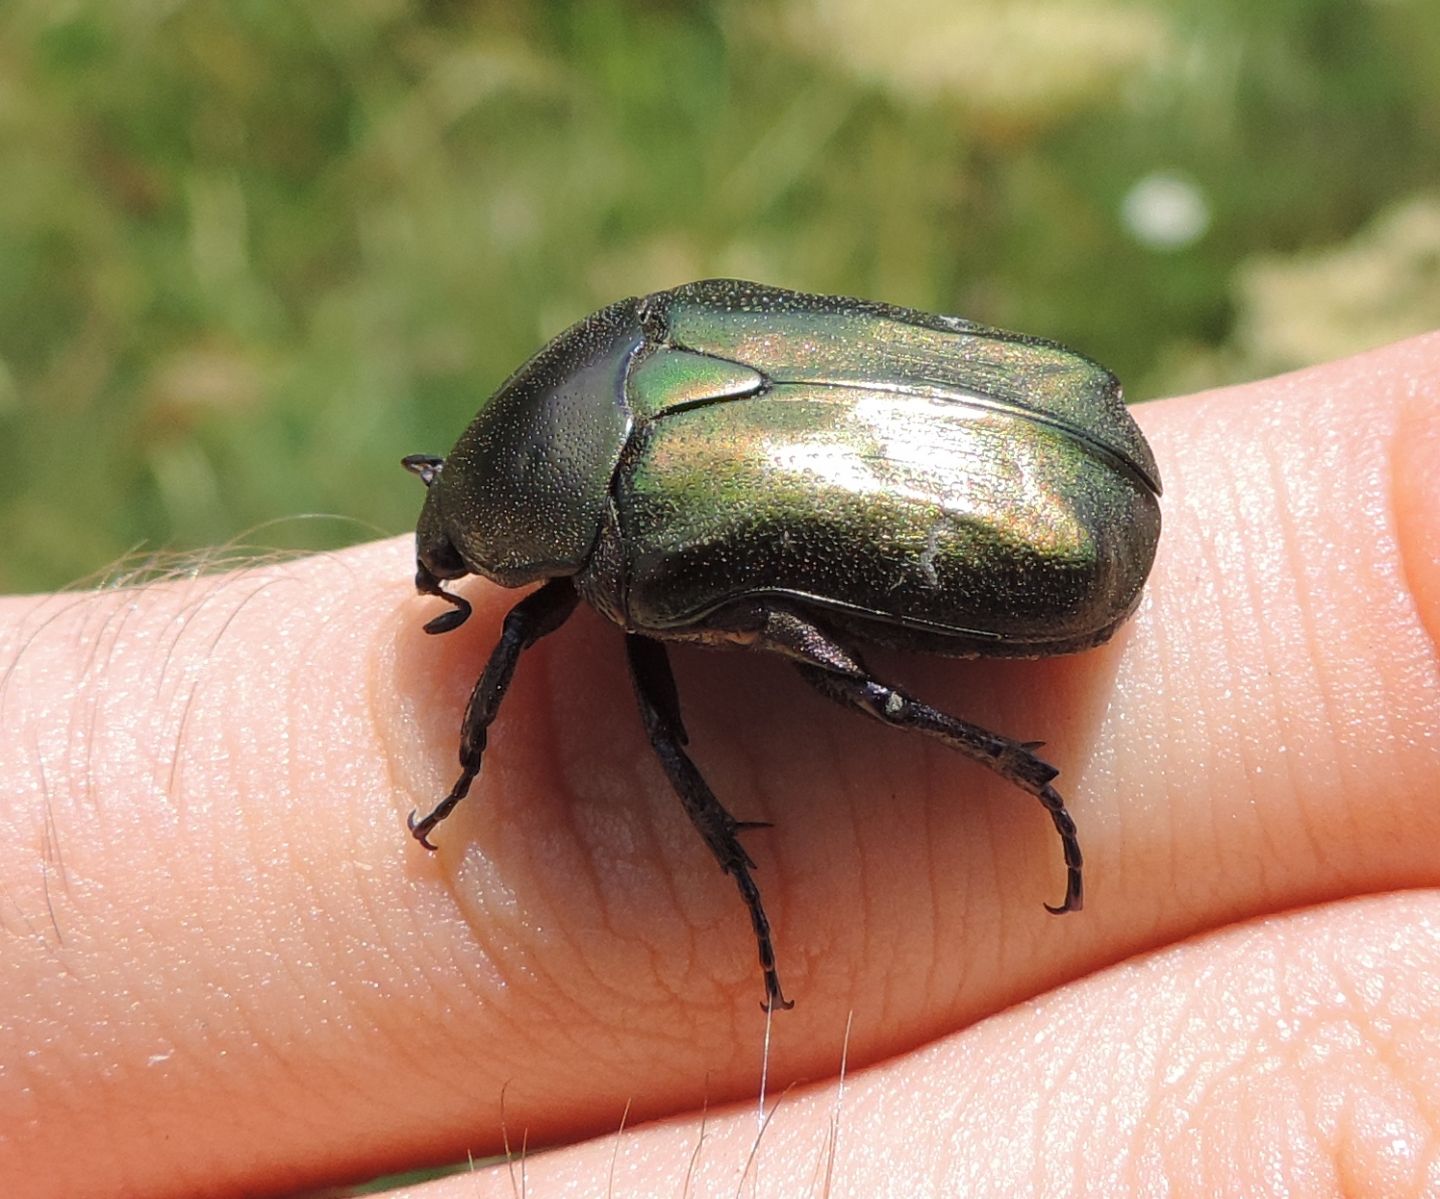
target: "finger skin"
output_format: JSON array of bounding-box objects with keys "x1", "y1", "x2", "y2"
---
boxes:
[
  {"x1": 384, "y1": 891, "x2": 1440, "y2": 1199},
  {"x1": 0, "y1": 334, "x2": 1436, "y2": 1195}
]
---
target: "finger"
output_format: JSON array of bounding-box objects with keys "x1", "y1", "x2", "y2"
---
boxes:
[
  {"x1": 3, "y1": 333, "x2": 1438, "y2": 1194},
  {"x1": 0, "y1": 546, "x2": 468, "y2": 1196},
  {"x1": 1071, "y1": 331, "x2": 1440, "y2": 957},
  {"x1": 391, "y1": 889, "x2": 1440, "y2": 1199}
]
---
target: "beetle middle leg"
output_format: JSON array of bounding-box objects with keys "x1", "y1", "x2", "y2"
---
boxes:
[
  {"x1": 752, "y1": 607, "x2": 1084, "y2": 916},
  {"x1": 409, "y1": 577, "x2": 580, "y2": 849},
  {"x1": 626, "y1": 633, "x2": 793, "y2": 1013}
]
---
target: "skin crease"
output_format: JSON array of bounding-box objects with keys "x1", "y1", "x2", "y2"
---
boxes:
[{"x1": 0, "y1": 333, "x2": 1436, "y2": 1198}]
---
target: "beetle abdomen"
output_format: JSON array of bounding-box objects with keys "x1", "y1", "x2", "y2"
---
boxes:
[{"x1": 614, "y1": 386, "x2": 1160, "y2": 654}]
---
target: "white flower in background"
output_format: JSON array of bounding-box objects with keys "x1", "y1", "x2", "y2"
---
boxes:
[{"x1": 1121, "y1": 172, "x2": 1211, "y2": 251}]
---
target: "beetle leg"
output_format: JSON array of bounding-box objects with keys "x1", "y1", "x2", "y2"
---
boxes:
[
  {"x1": 626, "y1": 633, "x2": 794, "y2": 1013},
  {"x1": 415, "y1": 561, "x2": 472, "y2": 635},
  {"x1": 754, "y1": 608, "x2": 1083, "y2": 917},
  {"x1": 408, "y1": 578, "x2": 580, "y2": 849}
]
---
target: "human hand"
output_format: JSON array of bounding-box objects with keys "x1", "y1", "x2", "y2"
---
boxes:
[{"x1": 2, "y1": 333, "x2": 1437, "y2": 1197}]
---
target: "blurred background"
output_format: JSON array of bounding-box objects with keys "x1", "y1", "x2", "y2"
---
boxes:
[{"x1": 3, "y1": 0, "x2": 1440, "y2": 593}]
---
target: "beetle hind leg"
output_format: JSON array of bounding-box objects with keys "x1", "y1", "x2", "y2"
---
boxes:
[
  {"x1": 626, "y1": 633, "x2": 793, "y2": 1012},
  {"x1": 754, "y1": 607, "x2": 1084, "y2": 916}
]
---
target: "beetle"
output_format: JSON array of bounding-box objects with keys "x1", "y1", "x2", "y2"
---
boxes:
[{"x1": 403, "y1": 278, "x2": 1162, "y2": 1011}]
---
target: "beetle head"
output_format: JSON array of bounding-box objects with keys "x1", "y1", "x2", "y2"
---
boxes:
[{"x1": 403, "y1": 454, "x2": 473, "y2": 635}]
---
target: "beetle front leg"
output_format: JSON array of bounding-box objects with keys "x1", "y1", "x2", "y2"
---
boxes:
[
  {"x1": 408, "y1": 577, "x2": 580, "y2": 849},
  {"x1": 754, "y1": 608, "x2": 1083, "y2": 916},
  {"x1": 626, "y1": 634, "x2": 793, "y2": 1013}
]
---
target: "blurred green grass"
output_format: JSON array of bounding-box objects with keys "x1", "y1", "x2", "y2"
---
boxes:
[{"x1": 3, "y1": 0, "x2": 1440, "y2": 592}]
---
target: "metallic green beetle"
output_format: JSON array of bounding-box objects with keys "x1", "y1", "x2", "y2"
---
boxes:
[{"x1": 404, "y1": 278, "x2": 1162, "y2": 1011}]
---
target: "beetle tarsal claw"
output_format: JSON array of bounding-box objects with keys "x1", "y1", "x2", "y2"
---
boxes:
[{"x1": 406, "y1": 809, "x2": 440, "y2": 851}]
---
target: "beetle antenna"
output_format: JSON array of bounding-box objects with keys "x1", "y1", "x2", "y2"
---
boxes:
[
  {"x1": 401, "y1": 454, "x2": 446, "y2": 487},
  {"x1": 415, "y1": 562, "x2": 472, "y2": 634}
]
